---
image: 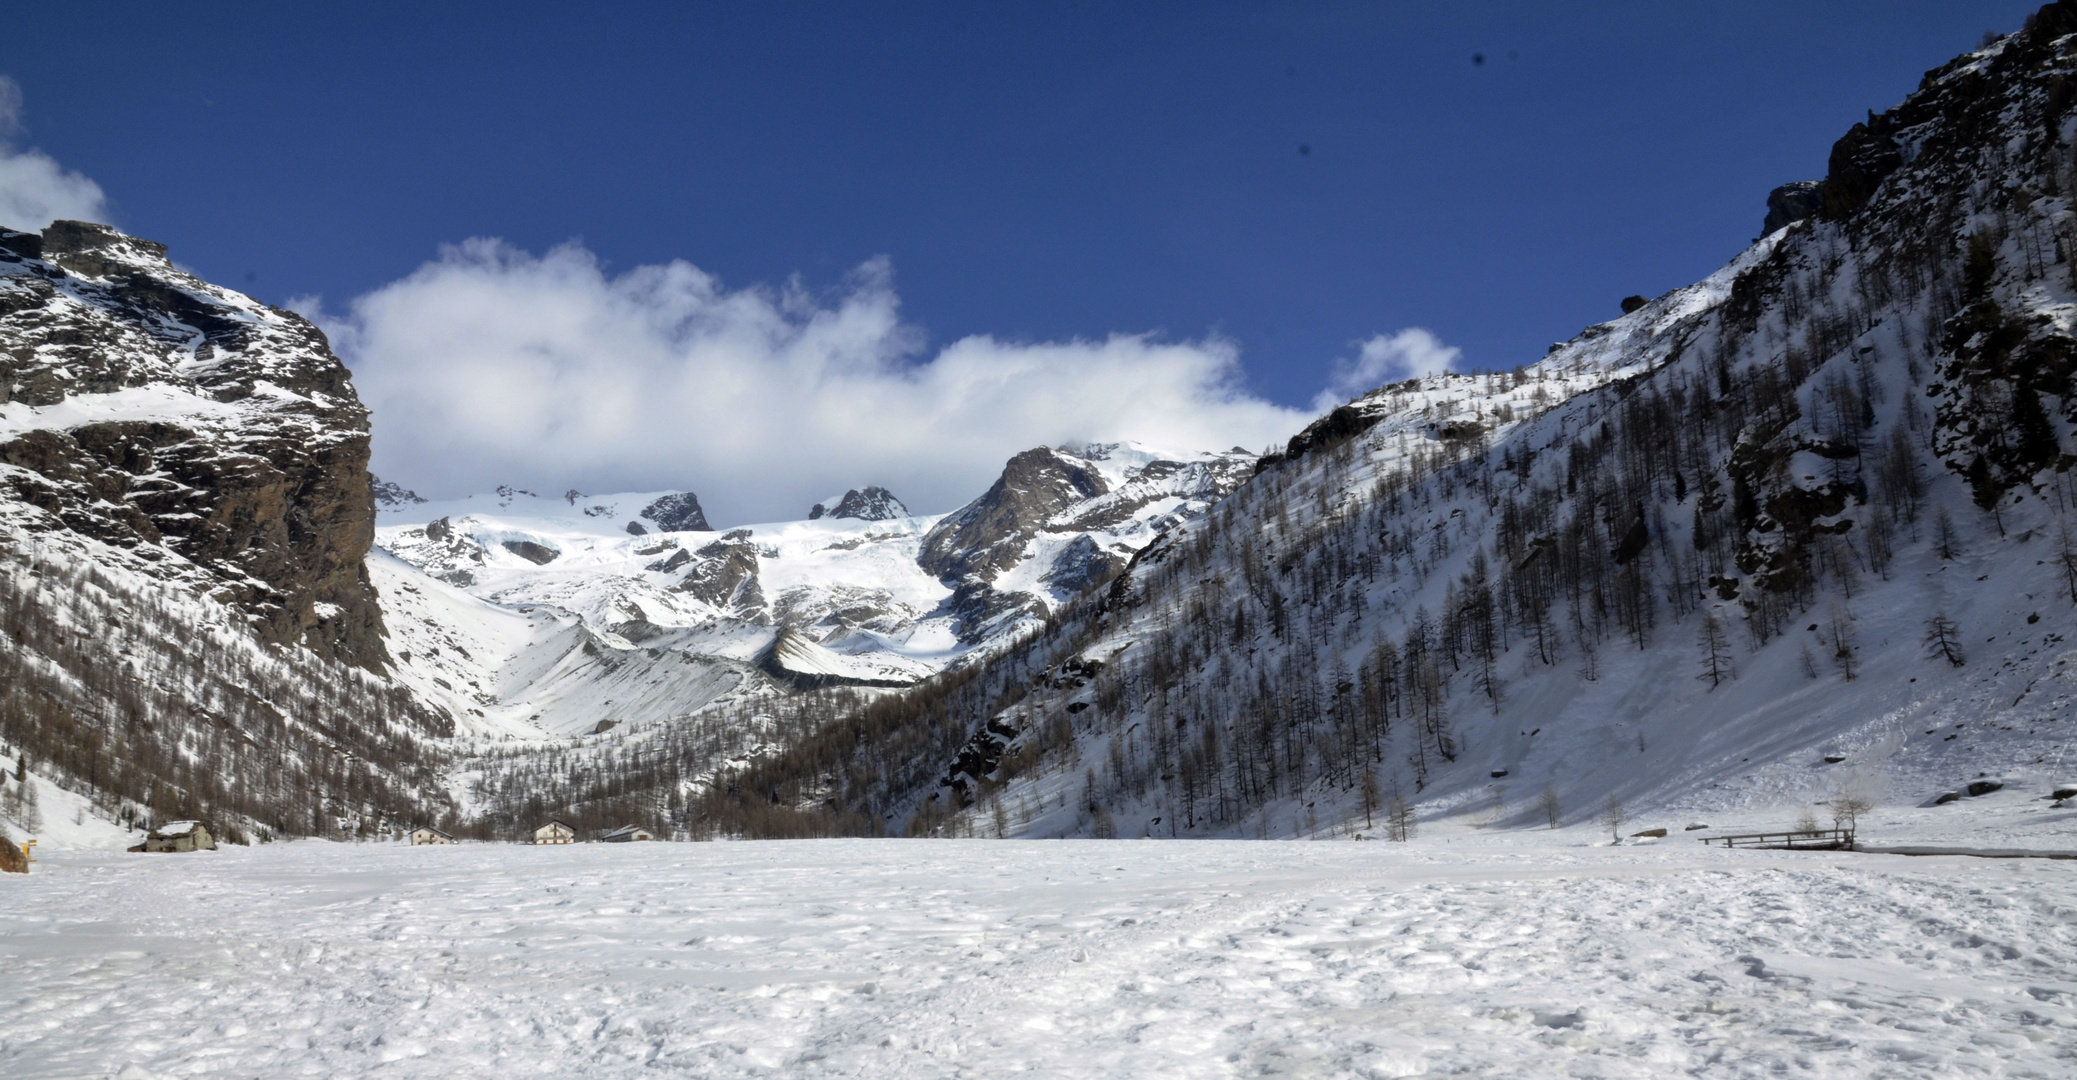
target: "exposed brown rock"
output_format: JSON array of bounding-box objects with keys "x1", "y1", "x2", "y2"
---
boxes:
[
  {"x1": 0, "y1": 221, "x2": 389, "y2": 669},
  {"x1": 920, "y1": 448, "x2": 1109, "y2": 582},
  {"x1": 674, "y1": 529, "x2": 767, "y2": 619}
]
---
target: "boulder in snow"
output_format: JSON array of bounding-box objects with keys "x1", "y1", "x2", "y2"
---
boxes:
[{"x1": 501, "y1": 540, "x2": 559, "y2": 565}]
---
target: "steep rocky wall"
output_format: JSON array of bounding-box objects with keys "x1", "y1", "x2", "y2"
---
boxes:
[{"x1": 0, "y1": 221, "x2": 387, "y2": 669}]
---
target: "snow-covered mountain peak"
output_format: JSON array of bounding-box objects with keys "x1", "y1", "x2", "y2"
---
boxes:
[
  {"x1": 808, "y1": 486, "x2": 908, "y2": 521},
  {"x1": 368, "y1": 435, "x2": 1266, "y2": 737}
]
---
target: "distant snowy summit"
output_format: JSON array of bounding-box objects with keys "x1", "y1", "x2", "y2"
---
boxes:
[
  {"x1": 367, "y1": 439, "x2": 1259, "y2": 734},
  {"x1": 630, "y1": 491, "x2": 711, "y2": 533},
  {"x1": 808, "y1": 486, "x2": 908, "y2": 521},
  {"x1": 372, "y1": 476, "x2": 428, "y2": 508}
]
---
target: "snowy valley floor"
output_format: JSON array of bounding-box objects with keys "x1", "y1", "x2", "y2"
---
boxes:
[{"x1": 4, "y1": 833, "x2": 2075, "y2": 1079}]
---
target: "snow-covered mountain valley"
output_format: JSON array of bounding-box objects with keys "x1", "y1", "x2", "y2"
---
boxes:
[
  {"x1": 12, "y1": 9, "x2": 2077, "y2": 1078},
  {"x1": 7, "y1": 7, "x2": 2077, "y2": 864}
]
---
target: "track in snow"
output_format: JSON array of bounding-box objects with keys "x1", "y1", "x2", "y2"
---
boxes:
[{"x1": 3, "y1": 838, "x2": 2073, "y2": 1078}]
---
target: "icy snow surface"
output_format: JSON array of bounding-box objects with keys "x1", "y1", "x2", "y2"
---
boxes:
[{"x1": 4, "y1": 834, "x2": 2073, "y2": 1078}]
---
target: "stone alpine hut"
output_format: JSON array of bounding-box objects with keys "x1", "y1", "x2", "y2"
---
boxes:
[
  {"x1": 409, "y1": 825, "x2": 455, "y2": 846},
  {"x1": 138, "y1": 820, "x2": 216, "y2": 853},
  {"x1": 532, "y1": 820, "x2": 576, "y2": 845}
]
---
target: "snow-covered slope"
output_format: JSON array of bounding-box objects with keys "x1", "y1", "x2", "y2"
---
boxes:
[{"x1": 702, "y1": 10, "x2": 2077, "y2": 843}]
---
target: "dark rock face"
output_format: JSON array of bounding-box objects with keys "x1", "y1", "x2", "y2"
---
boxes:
[
  {"x1": 0, "y1": 228, "x2": 41, "y2": 261},
  {"x1": 920, "y1": 448, "x2": 1109, "y2": 582},
  {"x1": 917, "y1": 445, "x2": 1253, "y2": 644},
  {"x1": 1257, "y1": 404, "x2": 1383, "y2": 474},
  {"x1": 674, "y1": 529, "x2": 766, "y2": 619},
  {"x1": 639, "y1": 492, "x2": 712, "y2": 532},
  {"x1": 624, "y1": 520, "x2": 647, "y2": 535},
  {"x1": 610, "y1": 618, "x2": 666, "y2": 644},
  {"x1": 646, "y1": 547, "x2": 692, "y2": 573},
  {"x1": 0, "y1": 220, "x2": 389, "y2": 669},
  {"x1": 1821, "y1": 121, "x2": 1903, "y2": 220},
  {"x1": 940, "y1": 580, "x2": 1048, "y2": 642},
  {"x1": 809, "y1": 486, "x2": 908, "y2": 521},
  {"x1": 1762, "y1": 180, "x2": 1825, "y2": 234},
  {"x1": 371, "y1": 476, "x2": 427, "y2": 508},
  {"x1": 501, "y1": 540, "x2": 559, "y2": 565},
  {"x1": 937, "y1": 717, "x2": 1023, "y2": 802},
  {"x1": 1042, "y1": 534, "x2": 1126, "y2": 594}
]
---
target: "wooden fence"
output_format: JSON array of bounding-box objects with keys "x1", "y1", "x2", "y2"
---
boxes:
[{"x1": 1699, "y1": 828, "x2": 1856, "y2": 851}]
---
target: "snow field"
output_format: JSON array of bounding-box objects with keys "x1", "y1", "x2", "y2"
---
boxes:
[{"x1": 3, "y1": 837, "x2": 2073, "y2": 1078}]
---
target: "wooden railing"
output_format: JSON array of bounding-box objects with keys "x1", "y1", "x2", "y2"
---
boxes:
[{"x1": 1699, "y1": 828, "x2": 1856, "y2": 850}]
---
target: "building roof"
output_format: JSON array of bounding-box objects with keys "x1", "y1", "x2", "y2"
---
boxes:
[
  {"x1": 412, "y1": 825, "x2": 454, "y2": 838},
  {"x1": 601, "y1": 824, "x2": 653, "y2": 839},
  {"x1": 150, "y1": 820, "x2": 202, "y2": 838}
]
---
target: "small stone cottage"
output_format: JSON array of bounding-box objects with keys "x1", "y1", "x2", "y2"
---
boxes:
[
  {"x1": 410, "y1": 825, "x2": 455, "y2": 846},
  {"x1": 600, "y1": 824, "x2": 656, "y2": 843},
  {"x1": 533, "y1": 820, "x2": 576, "y2": 845},
  {"x1": 139, "y1": 820, "x2": 216, "y2": 853}
]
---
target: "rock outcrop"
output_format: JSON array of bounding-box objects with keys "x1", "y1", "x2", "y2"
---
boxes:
[
  {"x1": 371, "y1": 476, "x2": 427, "y2": 508},
  {"x1": 920, "y1": 448, "x2": 1110, "y2": 582},
  {"x1": 673, "y1": 529, "x2": 766, "y2": 620},
  {"x1": 1762, "y1": 180, "x2": 1825, "y2": 234},
  {"x1": 0, "y1": 220, "x2": 388, "y2": 668},
  {"x1": 918, "y1": 445, "x2": 1255, "y2": 643},
  {"x1": 638, "y1": 492, "x2": 711, "y2": 532},
  {"x1": 809, "y1": 486, "x2": 909, "y2": 521}
]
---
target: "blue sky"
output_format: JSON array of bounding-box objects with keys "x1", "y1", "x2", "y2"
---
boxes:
[{"x1": 0, "y1": 2, "x2": 2042, "y2": 518}]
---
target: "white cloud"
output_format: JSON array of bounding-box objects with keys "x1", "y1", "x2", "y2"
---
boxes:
[
  {"x1": 1311, "y1": 328, "x2": 1461, "y2": 411},
  {"x1": 323, "y1": 239, "x2": 1314, "y2": 524},
  {"x1": 0, "y1": 76, "x2": 109, "y2": 232}
]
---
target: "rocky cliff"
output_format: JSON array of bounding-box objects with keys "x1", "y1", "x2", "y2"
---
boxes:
[
  {"x1": 0, "y1": 220, "x2": 387, "y2": 668},
  {"x1": 918, "y1": 443, "x2": 1255, "y2": 643},
  {"x1": 0, "y1": 222, "x2": 455, "y2": 839}
]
